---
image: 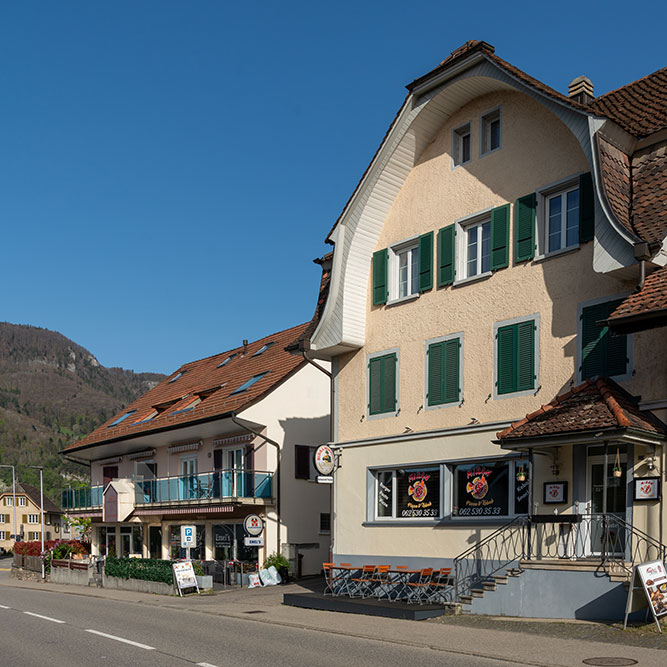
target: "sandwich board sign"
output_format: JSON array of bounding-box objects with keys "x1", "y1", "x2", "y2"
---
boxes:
[
  {"x1": 624, "y1": 559, "x2": 667, "y2": 632},
  {"x1": 172, "y1": 560, "x2": 200, "y2": 597}
]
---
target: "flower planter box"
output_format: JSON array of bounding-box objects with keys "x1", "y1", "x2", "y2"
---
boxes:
[{"x1": 196, "y1": 575, "x2": 213, "y2": 590}]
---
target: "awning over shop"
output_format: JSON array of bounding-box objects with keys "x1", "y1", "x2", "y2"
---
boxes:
[{"x1": 495, "y1": 378, "x2": 666, "y2": 450}]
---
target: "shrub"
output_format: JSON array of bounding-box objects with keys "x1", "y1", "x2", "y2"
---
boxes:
[
  {"x1": 263, "y1": 552, "x2": 289, "y2": 570},
  {"x1": 14, "y1": 539, "x2": 89, "y2": 557},
  {"x1": 105, "y1": 557, "x2": 174, "y2": 585}
]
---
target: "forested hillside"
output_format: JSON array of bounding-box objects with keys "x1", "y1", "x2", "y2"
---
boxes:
[{"x1": 0, "y1": 323, "x2": 165, "y2": 504}]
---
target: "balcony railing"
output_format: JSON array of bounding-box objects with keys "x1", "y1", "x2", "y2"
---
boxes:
[
  {"x1": 134, "y1": 470, "x2": 273, "y2": 505},
  {"x1": 61, "y1": 470, "x2": 273, "y2": 510},
  {"x1": 62, "y1": 486, "x2": 104, "y2": 510}
]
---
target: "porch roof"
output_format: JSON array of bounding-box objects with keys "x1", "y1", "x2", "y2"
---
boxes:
[{"x1": 495, "y1": 378, "x2": 666, "y2": 447}]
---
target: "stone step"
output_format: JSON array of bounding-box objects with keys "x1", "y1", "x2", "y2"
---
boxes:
[
  {"x1": 470, "y1": 588, "x2": 485, "y2": 598},
  {"x1": 492, "y1": 575, "x2": 509, "y2": 585},
  {"x1": 459, "y1": 595, "x2": 474, "y2": 605},
  {"x1": 482, "y1": 581, "x2": 497, "y2": 592},
  {"x1": 506, "y1": 568, "x2": 523, "y2": 577}
]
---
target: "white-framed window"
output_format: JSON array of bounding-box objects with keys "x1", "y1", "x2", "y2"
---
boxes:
[
  {"x1": 0, "y1": 514, "x2": 6, "y2": 524},
  {"x1": 452, "y1": 459, "x2": 529, "y2": 519},
  {"x1": 4, "y1": 497, "x2": 13, "y2": 506},
  {"x1": 18, "y1": 496, "x2": 26, "y2": 507},
  {"x1": 0, "y1": 531, "x2": 6, "y2": 540},
  {"x1": 480, "y1": 107, "x2": 501, "y2": 155},
  {"x1": 464, "y1": 218, "x2": 491, "y2": 278},
  {"x1": 374, "y1": 466, "x2": 441, "y2": 520},
  {"x1": 452, "y1": 122, "x2": 471, "y2": 167},
  {"x1": 28, "y1": 531, "x2": 40, "y2": 540},
  {"x1": 388, "y1": 238, "x2": 419, "y2": 301},
  {"x1": 538, "y1": 181, "x2": 580, "y2": 255},
  {"x1": 28, "y1": 514, "x2": 40, "y2": 524}
]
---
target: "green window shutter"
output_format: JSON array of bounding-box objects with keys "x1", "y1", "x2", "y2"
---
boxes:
[
  {"x1": 579, "y1": 172, "x2": 594, "y2": 243},
  {"x1": 382, "y1": 354, "x2": 397, "y2": 413},
  {"x1": 369, "y1": 354, "x2": 397, "y2": 415},
  {"x1": 372, "y1": 249, "x2": 388, "y2": 306},
  {"x1": 368, "y1": 356, "x2": 382, "y2": 414},
  {"x1": 443, "y1": 338, "x2": 461, "y2": 403},
  {"x1": 490, "y1": 204, "x2": 510, "y2": 270},
  {"x1": 516, "y1": 320, "x2": 535, "y2": 392},
  {"x1": 514, "y1": 194, "x2": 536, "y2": 262},
  {"x1": 497, "y1": 325, "x2": 516, "y2": 395},
  {"x1": 418, "y1": 232, "x2": 433, "y2": 292},
  {"x1": 581, "y1": 300, "x2": 627, "y2": 379},
  {"x1": 437, "y1": 225, "x2": 455, "y2": 286},
  {"x1": 427, "y1": 342, "x2": 444, "y2": 406}
]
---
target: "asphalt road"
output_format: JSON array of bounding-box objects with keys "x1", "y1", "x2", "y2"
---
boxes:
[{"x1": 0, "y1": 567, "x2": 517, "y2": 667}]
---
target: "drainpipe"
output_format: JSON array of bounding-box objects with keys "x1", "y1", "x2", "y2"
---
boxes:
[
  {"x1": 230, "y1": 412, "x2": 282, "y2": 556},
  {"x1": 634, "y1": 242, "x2": 651, "y2": 290},
  {"x1": 298, "y1": 339, "x2": 335, "y2": 562}
]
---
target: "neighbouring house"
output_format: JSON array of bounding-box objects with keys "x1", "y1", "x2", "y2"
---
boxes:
[
  {"x1": 0, "y1": 483, "x2": 69, "y2": 551},
  {"x1": 306, "y1": 40, "x2": 667, "y2": 619},
  {"x1": 60, "y1": 322, "x2": 331, "y2": 577}
]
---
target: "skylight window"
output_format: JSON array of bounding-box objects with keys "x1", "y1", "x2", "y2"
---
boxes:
[
  {"x1": 252, "y1": 342, "x2": 275, "y2": 357},
  {"x1": 171, "y1": 397, "x2": 201, "y2": 415},
  {"x1": 168, "y1": 371, "x2": 185, "y2": 383},
  {"x1": 230, "y1": 372, "x2": 269, "y2": 395},
  {"x1": 217, "y1": 354, "x2": 236, "y2": 368},
  {"x1": 108, "y1": 410, "x2": 137, "y2": 428},
  {"x1": 134, "y1": 410, "x2": 158, "y2": 424}
]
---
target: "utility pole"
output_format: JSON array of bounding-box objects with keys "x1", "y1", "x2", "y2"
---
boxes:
[
  {"x1": 30, "y1": 466, "x2": 45, "y2": 579},
  {"x1": 0, "y1": 465, "x2": 17, "y2": 543}
]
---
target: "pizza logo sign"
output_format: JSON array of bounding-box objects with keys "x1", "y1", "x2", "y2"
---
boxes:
[
  {"x1": 408, "y1": 478, "x2": 428, "y2": 503},
  {"x1": 467, "y1": 476, "x2": 489, "y2": 500}
]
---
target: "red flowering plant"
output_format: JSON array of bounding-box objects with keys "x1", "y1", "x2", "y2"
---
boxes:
[{"x1": 15, "y1": 539, "x2": 90, "y2": 573}]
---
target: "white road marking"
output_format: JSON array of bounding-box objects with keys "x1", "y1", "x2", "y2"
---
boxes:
[
  {"x1": 23, "y1": 611, "x2": 66, "y2": 624},
  {"x1": 197, "y1": 663, "x2": 219, "y2": 667},
  {"x1": 0, "y1": 604, "x2": 10, "y2": 609},
  {"x1": 85, "y1": 629, "x2": 155, "y2": 650}
]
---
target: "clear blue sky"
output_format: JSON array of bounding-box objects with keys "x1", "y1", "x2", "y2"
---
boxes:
[{"x1": 1, "y1": 1, "x2": 664, "y2": 374}]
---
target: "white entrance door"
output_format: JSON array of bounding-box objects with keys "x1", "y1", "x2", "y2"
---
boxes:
[{"x1": 585, "y1": 454, "x2": 627, "y2": 556}]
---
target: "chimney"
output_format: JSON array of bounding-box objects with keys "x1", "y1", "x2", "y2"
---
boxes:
[
  {"x1": 568, "y1": 76, "x2": 595, "y2": 105},
  {"x1": 242, "y1": 339, "x2": 248, "y2": 355}
]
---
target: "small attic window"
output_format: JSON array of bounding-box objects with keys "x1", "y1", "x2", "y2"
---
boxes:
[
  {"x1": 108, "y1": 410, "x2": 136, "y2": 428},
  {"x1": 217, "y1": 354, "x2": 236, "y2": 368},
  {"x1": 230, "y1": 372, "x2": 269, "y2": 395},
  {"x1": 169, "y1": 371, "x2": 185, "y2": 383},
  {"x1": 252, "y1": 342, "x2": 275, "y2": 357},
  {"x1": 171, "y1": 397, "x2": 201, "y2": 415},
  {"x1": 134, "y1": 410, "x2": 158, "y2": 424}
]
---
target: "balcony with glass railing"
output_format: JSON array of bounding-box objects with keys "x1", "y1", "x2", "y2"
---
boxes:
[{"x1": 61, "y1": 470, "x2": 273, "y2": 511}]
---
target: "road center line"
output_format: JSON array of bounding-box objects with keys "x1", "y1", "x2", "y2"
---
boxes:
[
  {"x1": 23, "y1": 611, "x2": 66, "y2": 624},
  {"x1": 197, "y1": 663, "x2": 219, "y2": 667},
  {"x1": 0, "y1": 604, "x2": 10, "y2": 609},
  {"x1": 85, "y1": 629, "x2": 155, "y2": 650}
]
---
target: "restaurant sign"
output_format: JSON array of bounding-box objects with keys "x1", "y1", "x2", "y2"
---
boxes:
[
  {"x1": 173, "y1": 561, "x2": 200, "y2": 597},
  {"x1": 624, "y1": 560, "x2": 667, "y2": 632},
  {"x1": 314, "y1": 445, "x2": 335, "y2": 476},
  {"x1": 243, "y1": 514, "x2": 264, "y2": 537}
]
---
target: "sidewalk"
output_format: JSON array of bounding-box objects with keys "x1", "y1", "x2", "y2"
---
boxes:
[{"x1": 2, "y1": 573, "x2": 666, "y2": 667}]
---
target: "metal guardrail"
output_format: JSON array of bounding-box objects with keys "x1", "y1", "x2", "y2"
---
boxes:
[
  {"x1": 453, "y1": 514, "x2": 667, "y2": 603},
  {"x1": 61, "y1": 470, "x2": 273, "y2": 510}
]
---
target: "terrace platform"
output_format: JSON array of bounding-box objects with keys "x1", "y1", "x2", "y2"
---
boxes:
[{"x1": 283, "y1": 591, "x2": 448, "y2": 620}]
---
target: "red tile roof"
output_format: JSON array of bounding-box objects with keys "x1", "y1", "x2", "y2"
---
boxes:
[
  {"x1": 15, "y1": 483, "x2": 62, "y2": 514},
  {"x1": 590, "y1": 68, "x2": 667, "y2": 138},
  {"x1": 497, "y1": 378, "x2": 666, "y2": 441},
  {"x1": 65, "y1": 323, "x2": 310, "y2": 452},
  {"x1": 607, "y1": 267, "x2": 667, "y2": 333}
]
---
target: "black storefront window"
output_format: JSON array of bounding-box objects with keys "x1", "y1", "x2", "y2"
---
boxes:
[
  {"x1": 453, "y1": 460, "x2": 528, "y2": 518},
  {"x1": 375, "y1": 467, "x2": 440, "y2": 519},
  {"x1": 169, "y1": 524, "x2": 205, "y2": 559}
]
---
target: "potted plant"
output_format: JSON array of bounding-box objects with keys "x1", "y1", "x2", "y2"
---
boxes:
[
  {"x1": 516, "y1": 466, "x2": 527, "y2": 482},
  {"x1": 264, "y1": 552, "x2": 290, "y2": 584},
  {"x1": 613, "y1": 449, "x2": 623, "y2": 478}
]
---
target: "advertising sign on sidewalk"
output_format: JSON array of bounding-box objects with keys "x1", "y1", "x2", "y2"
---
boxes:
[
  {"x1": 173, "y1": 561, "x2": 200, "y2": 597},
  {"x1": 624, "y1": 559, "x2": 667, "y2": 632}
]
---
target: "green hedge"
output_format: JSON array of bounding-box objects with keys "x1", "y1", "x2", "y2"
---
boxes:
[{"x1": 104, "y1": 558, "x2": 174, "y2": 585}]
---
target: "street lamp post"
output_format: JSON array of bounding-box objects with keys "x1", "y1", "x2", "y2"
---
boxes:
[
  {"x1": 0, "y1": 464, "x2": 17, "y2": 543},
  {"x1": 30, "y1": 466, "x2": 45, "y2": 579}
]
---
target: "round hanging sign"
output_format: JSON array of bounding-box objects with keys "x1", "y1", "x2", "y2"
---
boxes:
[
  {"x1": 314, "y1": 445, "x2": 335, "y2": 476},
  {"x1": 243, "y1": 514, "x2": 264, "y2": 537}
]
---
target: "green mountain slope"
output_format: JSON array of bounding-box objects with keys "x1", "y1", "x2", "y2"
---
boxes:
[{"x1": 0, "y1": 322, "x2": 165, "y2": 505}]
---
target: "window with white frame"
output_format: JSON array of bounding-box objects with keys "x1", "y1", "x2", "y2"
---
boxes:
[
  {"x1": 481, "y1": 108, "x2": 501, "y2": 155},
  {"x1": 18, "y1": 496, "x2": 26, "y2": 506},
  {"x1": 544, "y1": 183, "x2": 579, "y2": 254},
  {"x1": 374, "y1": 467, "x2": 440, "y2": 520},
  {"x1": 464, "y1": 217, "x2": 491, "y2": 278},
  {"x1": 453, "y1": 122, "x2": 471, "y2": 166},
  {"x1": 0, "y1": 531, "x2": 6, "y2": 540},
  {"x1": 28, "y1": 531, "x2": 40, "y2": 540},
  {"x1": 4, "y1": 497, "x2": 13, "y2": 506},
  {"x1": 388, "y1": 239, "x2": 419, "y2": 300},
  {"x1": 28, "y1": 514, "x2": 39, "y2": 524}
]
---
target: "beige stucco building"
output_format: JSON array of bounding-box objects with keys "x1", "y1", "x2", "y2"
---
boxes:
[{"x1": 308, "y1": 41, "x2": 667, "y2": 619}]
